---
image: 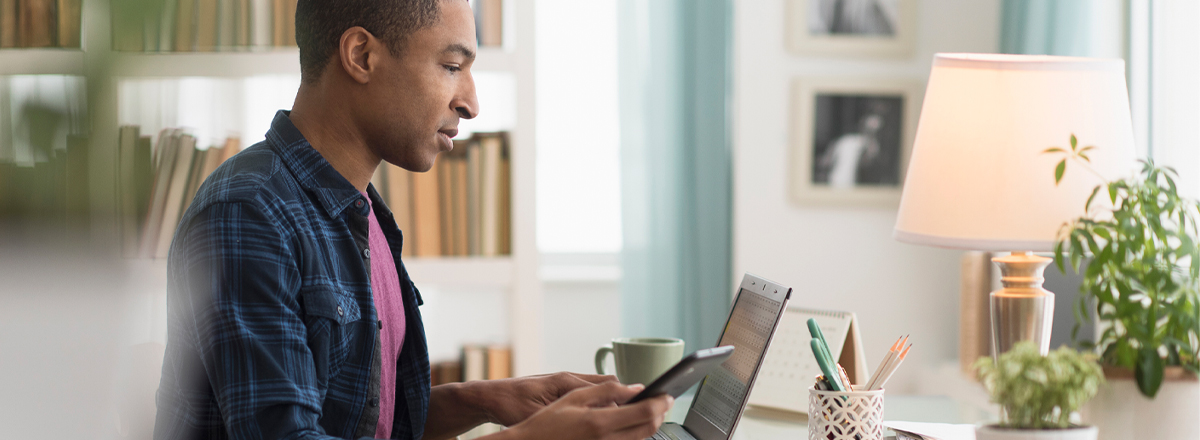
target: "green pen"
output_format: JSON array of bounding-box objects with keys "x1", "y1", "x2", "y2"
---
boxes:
[
  {"x1": 807, "y1": 319, "x2": 840, "y2": 384},
  {"x1": 810, "y1": 338, "x2": 844, "y2": 392}
]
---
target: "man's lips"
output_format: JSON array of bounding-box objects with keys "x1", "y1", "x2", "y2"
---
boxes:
[{"x1": 438, "y1": 128, "x2": 459, "y2": 139}]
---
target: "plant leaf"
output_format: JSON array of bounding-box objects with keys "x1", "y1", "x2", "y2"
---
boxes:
[
  {"x1": 1055, "y1": 160, "x2": 1067, "y2": 185},
  {"x1": 1044, "y1": 147, "x2": 1065, "y2": 154},
  {"x1": 1071, "y1": 133, "x2": 1078, "y2": 150},
  {"x1": 1135, "y1": 345, "x2": 1165, "y2": 398}
]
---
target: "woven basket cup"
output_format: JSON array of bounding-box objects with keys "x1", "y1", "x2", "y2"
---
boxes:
[{"x1": 808, "y1": 386, "x2": 885, "y2": 440}]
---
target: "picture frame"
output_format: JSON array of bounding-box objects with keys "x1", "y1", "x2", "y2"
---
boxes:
[
  {"x1": 786, "y1": 0, "x2": 917, "y2": 58},
  {"x1": 790, "y1": 77, "x2": 923, "y2": 206}
]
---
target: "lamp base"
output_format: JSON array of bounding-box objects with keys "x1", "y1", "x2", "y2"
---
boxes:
[{"x1": 990, "y1": 251, "x2": 1054, "y2": 358}]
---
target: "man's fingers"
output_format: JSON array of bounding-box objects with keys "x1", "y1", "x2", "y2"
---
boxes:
[
  {"x1": 563, "y1": 381, "x2": 643, "y2": 407},
  {"x1": 590, "y1": 394, "x2": 674, "y2": 433},
  {"x1": 569, "y1": 373, "x2": 619, "y2": 385}
]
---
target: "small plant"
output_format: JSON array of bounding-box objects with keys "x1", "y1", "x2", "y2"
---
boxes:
[
  {"x1": 1048, "y1": 135, "x2": 1200, "y2": 398},
  {"x1": 973, "y1": 342, "x2": 1105, "y2": 430}
]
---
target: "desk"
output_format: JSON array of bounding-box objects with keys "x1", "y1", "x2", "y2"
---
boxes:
[{"x1": 668, "y1": 394, "x2": 995, "y2": 439}]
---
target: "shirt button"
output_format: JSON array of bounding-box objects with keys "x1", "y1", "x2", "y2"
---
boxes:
[
  {"x1": 337, "y1": 306, "x2": 344, "y2": 316},
  {"x1": 363, "y1": 248, "x2": 371, "y2": 259},
  {"x1": 370, "y1": 397, "x2": 379, "y2": 407},
  {"x1": 354, "y1": 199, "x2": 365, "y2": 209}
]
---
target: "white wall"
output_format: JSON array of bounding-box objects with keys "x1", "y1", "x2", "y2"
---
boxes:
[{"x1": 733, "y1": 0, "x2": 1002, "y2": 393}]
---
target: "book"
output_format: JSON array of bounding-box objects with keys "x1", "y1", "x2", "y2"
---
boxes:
[
  {"x1": 235, "y1": 0, "x2": 250, "y2": 47},
  {"x1": 217, "y1": 0, "x2": 235, "y2": 49},
  {"x1": 283, "y1": 0, "x2": 296, "y2": 45},
  {"x1": 140, "y1": 130, "x2": 180, "y2": 258},
  {"x1": 497, "y1": 145, "x2": 511, "y2": 255},
  {"x1": 466, "y1": 138, "x2": 481, "y2": 255},
  {"x1": 384, "y1": 164, "x2": 414, "y2": 257},
  {"x1": 485, "y1": 345, "x2": 511, "y2": 380},
  {"x1": 119, "y1": 126, "x2": 142, "y2": 257},
  {"x1": 437, "y1": 154, "x2": 454, "y2": 255},
  {"x1": 174, "y1": 0, "x2": 196, "y2": 51},
  {"x1": 20, "y1": 0, "x2": 56, "y2": 48},
  {"x1": 0, "y1": 0, "x2": 16, "y2": 48},
  {"x1": 250, "y1": 0, "x2": 270, "y2": 47},
  {"x1": 479, "y1": 0, "x2": 502, "y2": 47},
  {"x1": 154, "y1": 134, "x2": 196, "y2": 258},
  {"x1": 411, "y1": 161, "x2": 442, "y2": 257},
  {"x1": 479, "y1": 133, "x2": 502, "y2": 256},
  {"x1": 55, "y1": 0, "x2": 80, "y2": 47},
  {"x1": 461, "y1": 345, "x2": 486, "y2": 382},
  {"x1": 158, "y1": 0, "x2": 177, "y2": 51},
  {"x1": 133, "y1": 136, "x2": 153, "y2": 238},
  {"x1": 180, "y1": 146, "x2": 209, "y2": 213},
  {"x1": 271, "y1": 0, "x2": 283, "y2": 45},
  {"x1": 195, "y1": 0, "x2": 218, "y2": 51},
  {"x1": 451, "y1": 146, "x2": 469, "y2": 256}
]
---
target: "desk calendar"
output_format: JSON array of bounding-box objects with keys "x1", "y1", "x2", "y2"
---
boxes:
[{"x1": 747, "y1": 307, "x2": 866, "y2": 414}]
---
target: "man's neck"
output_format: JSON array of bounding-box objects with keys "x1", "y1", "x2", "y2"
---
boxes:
[{"x1": 289, "y1": 83, "x2": 380, "y2": 192}]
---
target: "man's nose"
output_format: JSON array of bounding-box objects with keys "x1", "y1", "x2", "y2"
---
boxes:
[{"x1": 453, "y1": 77, "x2": 479, "y2": 119}]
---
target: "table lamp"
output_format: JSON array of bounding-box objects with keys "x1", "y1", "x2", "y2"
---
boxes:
[{"x1": 895, "y1": 53, "x2": 1136, "y2": 357}]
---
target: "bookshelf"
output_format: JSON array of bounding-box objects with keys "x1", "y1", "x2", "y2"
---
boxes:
[{"x1": 1, "y1": 0, "x2": 542, "y2": 376}]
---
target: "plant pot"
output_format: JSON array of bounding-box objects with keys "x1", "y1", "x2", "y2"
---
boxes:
[
  {"x1": 1082, "y1": 366, "x2": 1199, "y2": 440},
  {"x1": 975, "y1": 424, "x2": 1098, "y2": 440}
]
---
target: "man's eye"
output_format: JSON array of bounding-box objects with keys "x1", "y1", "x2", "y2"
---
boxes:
[{"x1": 444, "y1": 65, "x2": 461, "y2": 73}]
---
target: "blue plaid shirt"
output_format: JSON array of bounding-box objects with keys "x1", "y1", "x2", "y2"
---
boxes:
[{"x1": 154, "y1": 111, "x2": 431, "y2": 440}]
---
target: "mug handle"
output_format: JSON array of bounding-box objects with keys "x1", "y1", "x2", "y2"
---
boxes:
[{"x1": 595, "y1": 345, "x2": 614, "y2": 375}]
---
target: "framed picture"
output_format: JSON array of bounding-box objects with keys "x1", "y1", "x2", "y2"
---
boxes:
[
  {"x1": 790, "y1": 77, "x2": 923, "y2": 206},
  {"x1": 787, "y1": 0, "x2": 917, "y2": 58}
]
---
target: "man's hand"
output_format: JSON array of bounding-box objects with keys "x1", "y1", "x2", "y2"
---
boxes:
[
  {"x1": 480, "y1": 372, "x2": 618, "y2": 426},
  {"x1": 496, "y1": 381, "x2": 674, "y2": 440}
]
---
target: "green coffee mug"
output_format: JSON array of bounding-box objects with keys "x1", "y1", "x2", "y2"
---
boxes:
[{"x1": 594, "y1": 337, "x2": 685, "y2": 385}]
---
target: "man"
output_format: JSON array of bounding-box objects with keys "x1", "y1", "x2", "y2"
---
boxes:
[{"x1": 152, "y1": 0, "x2": 673, "y2": 439}]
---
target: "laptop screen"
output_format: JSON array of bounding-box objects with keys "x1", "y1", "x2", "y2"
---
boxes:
[{"x1": 688, "y1": 287, "x2": 786, "y2": 435}]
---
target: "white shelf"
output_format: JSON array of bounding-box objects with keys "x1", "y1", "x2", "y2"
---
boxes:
[
  {"x1": 474, "y1": 47, "x2": 517, "y2": 72},
  {"x1": 0, "y1": 49, "x2": 86, "y2": 76},
  {"x1": 404, "y1": 257, "x2": 514, "y2": 288},
  {"x1": 110, "y1": 49, "x2": 302, "y2": 78}
]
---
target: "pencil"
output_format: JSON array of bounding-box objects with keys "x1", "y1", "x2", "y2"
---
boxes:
[
  {"x1": 875, "y1": 343, "x2": 912, "y2": 391},
  {"x1": 866, "y1": 335, "x2": 905, "y2": 390}
]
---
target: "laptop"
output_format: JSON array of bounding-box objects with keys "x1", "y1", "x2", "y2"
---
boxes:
[{"x1": 648, "y1": 273, "x2": 793, "y2": 440}]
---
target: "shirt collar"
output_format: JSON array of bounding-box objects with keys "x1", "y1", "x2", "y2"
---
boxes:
[{"x1": 265, "y1": 110, "x2": 367, "y2": 218}]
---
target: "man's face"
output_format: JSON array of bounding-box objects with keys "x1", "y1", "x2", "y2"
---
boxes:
[{"x1": 363, "y1": 0, "x2": 478, "y2": 172}]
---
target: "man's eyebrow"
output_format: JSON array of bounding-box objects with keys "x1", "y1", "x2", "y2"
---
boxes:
[{"x1": 444, "y1": 43, "x2": 476, "y2": 61}]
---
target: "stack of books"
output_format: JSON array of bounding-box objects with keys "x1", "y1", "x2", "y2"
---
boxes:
[
  {"x1": 472, "y1": 0, "x2": 502, "y2": 48},
  {"x1": 0, "y1": 0, "x2": 82, "y2": 48},
  {"x1": 117, "y1": 126, "x2": 240, "y2": 258},
  {"x1": 111, "y1": 0, "x2": 299, "y2": 52},
  {"x1": 431, "y1": 344, "x2": 512, "y2": 439},
  {"x1": 377, "y1": 131, "x2": 512, "y2": 258}
]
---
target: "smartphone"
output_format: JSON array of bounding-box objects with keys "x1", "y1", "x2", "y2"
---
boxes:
[{"x1": 625, "y1": 345, "x2": 735, "y2": 404}]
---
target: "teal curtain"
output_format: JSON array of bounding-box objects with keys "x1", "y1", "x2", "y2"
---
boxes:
[
  {"x1": 617, "y1": 0, "x2": 733, "y2": 352},
  {"x1": 1001, "y1": 0, "x2": 1103, "y2": 56}
]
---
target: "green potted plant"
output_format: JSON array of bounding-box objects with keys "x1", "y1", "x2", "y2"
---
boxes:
[
  {"x1": 973, "y1": 342, "x2": 1105, "y2": 440},
  {"x1": 1049, "y1": 141, "x2": 1200, "y2": 439}
]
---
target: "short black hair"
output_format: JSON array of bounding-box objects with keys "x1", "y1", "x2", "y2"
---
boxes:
[{"x1": 296, "y1": 0, "x2": 446, "y2": 82}]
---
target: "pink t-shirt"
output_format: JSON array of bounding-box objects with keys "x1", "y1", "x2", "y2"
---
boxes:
[{"x1": 362, "y1": 192, "x2": 406, "y2": 438}]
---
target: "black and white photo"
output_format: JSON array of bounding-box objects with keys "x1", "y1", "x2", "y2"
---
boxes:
[
  {"x1": 791, "y1": 78, "x2": 922, "y2": 206},
  {"x1": 808, "y1": 0, "x2": 900, "y2": 36},
  {"x1": 811, "y1": 94, "x2": 904, "y2": 188}
]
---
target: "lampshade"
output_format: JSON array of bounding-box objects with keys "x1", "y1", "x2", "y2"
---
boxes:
[{"x1": 895, "y1": 53, "x2": 1137, "y2": 252}]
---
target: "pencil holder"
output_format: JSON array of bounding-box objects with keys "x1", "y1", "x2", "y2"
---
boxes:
[{"x1": 808, "y1": 386, "x2": 885, "y2": 440}]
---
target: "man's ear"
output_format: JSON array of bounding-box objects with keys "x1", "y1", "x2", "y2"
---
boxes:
[{"x1": 338, "y1": 26, "x2": 377, "y2": 84}]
